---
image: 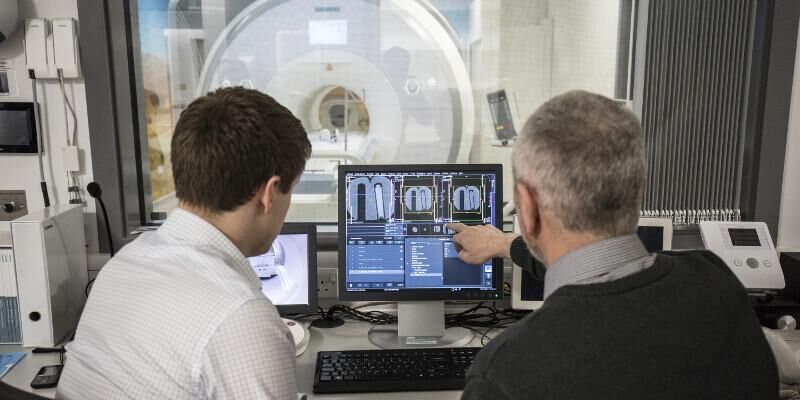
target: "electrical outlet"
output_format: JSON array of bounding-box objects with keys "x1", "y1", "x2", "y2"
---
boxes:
[{"x1": 318, "y1": 267, "x2": 338, "y2": 299}]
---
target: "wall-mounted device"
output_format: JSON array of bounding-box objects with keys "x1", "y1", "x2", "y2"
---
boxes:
[
  {"x1": 0, "y1": 190, "x2": 27, "y2": 222},
  {"x1": 24, "y1": 18, "x2": 80, "y2": 80},
  {"x1": 486, "y1": 89, "x2": 517, "y2": 145},
  {"x1": 0, "y1": 0, "x2": 19, "y2": 44},
  {"x1": 699, "y1": 221, "x2": 784, "y2": 290},
  {"x1": 51, "y1": 18, "x2": 79, "y2": 79},
  {"x1": 0, "y1": 102, "x2": 38, "y2": 154},
  {"x1": 11, "y1": 205, "x2": 87, "y2": 347},
  {"x1": 24, "y1": 19, "x2": 54, "y2": 79}
]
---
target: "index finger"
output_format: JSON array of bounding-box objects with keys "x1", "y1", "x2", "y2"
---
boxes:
[{"x1": 446, "y1": 223, "x2": 468, "y2": 233}]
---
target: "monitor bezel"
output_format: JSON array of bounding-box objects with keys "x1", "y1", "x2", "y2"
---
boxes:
[
  {"x1": 267, "y1": 223, "x2": 318, "y2": 315},
  {"x1": 637, "y1": 217, "x2": 673, "y2": 251},
  {"x1": 337, "y1": 164, "x2": 504, "y2": 302}
]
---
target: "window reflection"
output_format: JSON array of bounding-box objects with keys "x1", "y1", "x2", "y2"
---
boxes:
[{"x1": 137, "y1": 0, "x2": 627, "y2": 222}]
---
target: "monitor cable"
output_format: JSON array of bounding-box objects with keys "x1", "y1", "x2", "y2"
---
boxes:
[
  {"x1": 304, "y1": 302, "x2": 529, "y2": 345},
  {"x1": 86, "y1": 182, "x2": 114, "y2": 296},
  {"x1": 30, "y1": 77, "x2": 50, "y2": 207},
  {"x1": 309, "y1": 306, "x2": 346, "y2": 329}
]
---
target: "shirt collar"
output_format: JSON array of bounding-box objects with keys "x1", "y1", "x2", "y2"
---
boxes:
[
  {"x1": 543, "y1": 234, "x2": 648, "y2": 300},
  {"x1": 159, "y1": 208, "x2": 262, "y2": 290}
]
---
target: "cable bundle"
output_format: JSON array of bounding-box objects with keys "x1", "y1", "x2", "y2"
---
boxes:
[{"x1": 294, "y1": 302, "x2": 532, "y2": 346}]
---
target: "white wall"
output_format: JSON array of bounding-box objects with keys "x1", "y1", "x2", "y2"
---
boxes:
[
  {"x1": 0, "y1": 0, "x2": 97, "y2": 252},
  {"x1": 778, "y1": 17, "x2": 800, "y2": 253}
]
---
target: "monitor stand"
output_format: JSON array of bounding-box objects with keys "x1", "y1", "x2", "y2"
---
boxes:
[{"x1": 367, "y1": 301, "x2": 473, "y2": 349}]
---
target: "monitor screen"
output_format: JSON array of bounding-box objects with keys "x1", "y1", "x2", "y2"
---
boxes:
[
  {"x1": 246, "y1": 224, "x2": 317, "y2": 314},
  {"x1": 728, "y1": 228, "x2": 761, "y2": 247},
  {"x1": 0, "y1": 103, "x2": 38, "y2": 153},
  {"x1": 637, "y1": 226, "x2": 665, "y2": 253},
  {"x1": 338, "y1": 164, "x2": 503, "y2": 301}
]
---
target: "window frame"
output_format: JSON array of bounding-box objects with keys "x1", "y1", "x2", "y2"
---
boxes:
[{"x1": 78, "y1": 0, "x2": 797, "y2": 253}]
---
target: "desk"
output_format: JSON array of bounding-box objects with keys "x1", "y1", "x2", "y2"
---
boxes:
[
  {"x1": 1, "y1": 321, "x2": 488, "y2": 399},
  {"x1": 0, "y1": 345, "x2": 60, "y2": 399},
  {"x1": 297, "y1": 321, "x2": 486, "y2": 399},
  {"x1": 5, "y1": 324, "x2": 798, "y2": 398}
]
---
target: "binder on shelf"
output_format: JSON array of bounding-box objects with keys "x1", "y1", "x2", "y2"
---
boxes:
[{"x1": 0, "y1": 239, "x2": 21, "y2": 344}]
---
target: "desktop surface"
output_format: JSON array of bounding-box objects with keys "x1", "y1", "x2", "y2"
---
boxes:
[
  {"x1": 6, "y1": 321, "x2": 800, "y2": 399},
  {"x1": 1, "y1": 322, "x2": 480, "y2": 400},
  {"x1": 313, "y1": 347, "x2": 480, "y2": 394},
  {"x1": 296, "y1": 321, "x2": 483, "y2": 399},
  {"x1": 0, "y1": 344, "x2": 59, "y2": 398}
]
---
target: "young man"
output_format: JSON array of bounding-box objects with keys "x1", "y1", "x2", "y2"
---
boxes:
[
  {"x1": 451, "y1": 91, "x2": 777, "y2": 399},
  {"x1": 59, "y1": 87, "x2": 311, "y2": 399}
]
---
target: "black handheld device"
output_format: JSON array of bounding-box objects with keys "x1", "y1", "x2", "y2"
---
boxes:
[{"x1": 30, "y1": 365, "x2": 63, "y2": 389}]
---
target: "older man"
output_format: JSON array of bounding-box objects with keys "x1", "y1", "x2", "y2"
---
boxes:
[{"x1": 452, "y1": 91, "x2": 777, "y2": 399}]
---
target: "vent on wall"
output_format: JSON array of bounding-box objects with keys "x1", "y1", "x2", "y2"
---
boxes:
[{"x1": 638, "y1": 0, "x2": 756, "y2": 225}]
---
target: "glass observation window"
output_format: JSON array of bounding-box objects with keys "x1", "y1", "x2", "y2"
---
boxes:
[{"x1": 136, "y1": 0, "x2": 630, "y2": 223}]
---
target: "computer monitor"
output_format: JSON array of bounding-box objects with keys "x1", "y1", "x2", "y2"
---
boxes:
[
  {"x1": 246, "y1": 223, "x2": 317, "y2": 315},
  {"x1": 511, "y1": 217, "x2": 673, "y2": 310},
  {"x1": 339, "y1": 164, "x2": 503, "y2": 348}
]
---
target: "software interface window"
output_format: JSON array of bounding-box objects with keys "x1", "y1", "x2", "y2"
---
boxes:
[
  {"x1": 344, "y1": 171, "x2": 498, "y2": 292},
  {"x1": 247, "y1": 234, "x2": 310, "y2": 306}
]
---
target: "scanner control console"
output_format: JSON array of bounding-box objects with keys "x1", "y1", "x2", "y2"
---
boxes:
[{"x1": 699, "y1": 221, "x2": 784, "y2": 290}]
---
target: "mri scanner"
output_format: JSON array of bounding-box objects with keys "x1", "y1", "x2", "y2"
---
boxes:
[{"x1": 164, "y1": 0, "x2": 476, "y2": 220}]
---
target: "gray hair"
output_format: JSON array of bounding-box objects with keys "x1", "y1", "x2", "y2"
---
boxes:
[{"x1": 512, "y1": 90, "x2": 646, "y2": 238}]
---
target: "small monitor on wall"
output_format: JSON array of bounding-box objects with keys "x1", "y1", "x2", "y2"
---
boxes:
[{"x1": 0, "y1": 102, "x2": 38, "y2": 153}]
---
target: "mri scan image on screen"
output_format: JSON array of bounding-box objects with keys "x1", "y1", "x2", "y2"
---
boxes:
[
  {"x1": 340, "y1": 167, "x2": 500, "y2": 302},
  {"x1": 247, "y1": 234, "x2": 309, "y2": 307}
]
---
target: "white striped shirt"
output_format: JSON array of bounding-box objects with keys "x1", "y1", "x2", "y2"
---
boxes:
[
  {"x1": 58, "y1": 208, "x2": 296, "y2": 399},
  {"x1": 543, "y1": 234, "x2": 656, "y2": 299}
]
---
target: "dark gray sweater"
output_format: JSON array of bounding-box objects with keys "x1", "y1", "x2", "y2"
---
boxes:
[{"x1": 463, "y1": 251, "x2": 778, "y2": 399}]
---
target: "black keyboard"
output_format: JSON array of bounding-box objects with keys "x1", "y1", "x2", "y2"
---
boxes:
[{"x1": 313, "y1": 347, "x2": 481, "y2": 394}]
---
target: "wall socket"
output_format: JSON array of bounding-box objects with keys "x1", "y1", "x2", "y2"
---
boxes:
[{"x1": 318, "y1": 267, "x2": 338, "y2": 298}]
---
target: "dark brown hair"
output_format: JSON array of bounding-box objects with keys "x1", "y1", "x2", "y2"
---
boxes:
[{"x1": 171, "y1": 87, "x2": 311, "y2": 212}]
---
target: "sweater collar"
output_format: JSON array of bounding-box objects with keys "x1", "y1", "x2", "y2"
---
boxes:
[{"x1": 543, "y1": 234, "x2": 649, "y2": 299}]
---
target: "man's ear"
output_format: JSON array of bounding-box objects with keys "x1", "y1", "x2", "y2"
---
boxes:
[
  {"x1": 515, "y1": 182, "x2": 540, "y2": 240},
  {"x1": 257, "y1": 176, "x2": 283, "y2": 214}
]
